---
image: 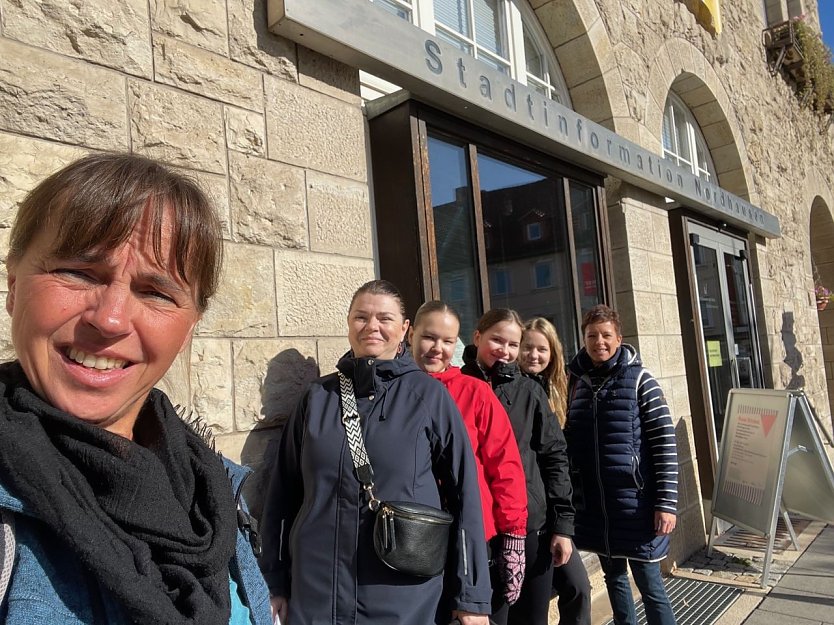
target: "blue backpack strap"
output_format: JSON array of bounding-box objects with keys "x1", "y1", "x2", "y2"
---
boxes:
[{"x1": 0, "y1": 509, "x2": 15, "y2": 609}]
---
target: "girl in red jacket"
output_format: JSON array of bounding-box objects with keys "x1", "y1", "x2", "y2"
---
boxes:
[{"x1": 409, "y1": 300, "x2": 529, "y2": 615}]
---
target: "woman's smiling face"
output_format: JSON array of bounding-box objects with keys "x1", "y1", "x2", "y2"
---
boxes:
[
  {"x1": 410, "y1": 310, "x2": 459, "y2": 373},
  {"x1": 583, "y1": 321, "x2": 622, "y2": 365},
  {"x1": 347, "y1": 293, "x2": 409, "y2": 360},
  {"x1": 519, "y1": 329, "x2": 551, "y2": 375},
  {"x1": 6, "y1": 208, "x2": 200, "y2": 439},
  {"x1": 474, "y1": 320, "x2": 522, "y2": 369}
]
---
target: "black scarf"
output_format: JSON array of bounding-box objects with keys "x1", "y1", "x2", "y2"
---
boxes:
[{"x1": 0, "y1": 361, "x2": 237, "y2": 624}]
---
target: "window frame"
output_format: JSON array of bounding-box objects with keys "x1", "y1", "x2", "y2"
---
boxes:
[
  {"x1": 368, "y1": 99, "x2": 611, "y2": 351},
  {"x1": 533, "y1": 259, "x2": 554, "y2": 289},
  {"x1": 662, "y1": 92, "x2": 717, "y2": 182},
  {"x1": 526, "y1": 222, "x2": 542, "y2": 241},
  {"x1": 363, "y1": 0, "x2": 571, "y2": 106}
]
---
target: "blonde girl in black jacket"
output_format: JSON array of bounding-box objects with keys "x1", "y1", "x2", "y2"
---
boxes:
[{"x1": 519, "y1": 317, "x2": 592, "y2": 625}]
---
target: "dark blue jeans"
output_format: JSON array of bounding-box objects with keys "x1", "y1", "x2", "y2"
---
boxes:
[{"x1": 598, "y1": 557, "x2": 677, "y2": 625}]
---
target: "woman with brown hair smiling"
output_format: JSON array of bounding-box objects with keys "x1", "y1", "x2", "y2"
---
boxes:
[
  {"x1": 0, "y1": 153, "x2": 271, "y2": 625},
  {"x1": 260, "y1": 280, "x2": 491, "y2": 625}
]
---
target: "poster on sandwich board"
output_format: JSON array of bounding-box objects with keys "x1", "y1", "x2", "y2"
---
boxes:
[{"x1": 709, "y1": 389, "x2": 834, "y2": 587}]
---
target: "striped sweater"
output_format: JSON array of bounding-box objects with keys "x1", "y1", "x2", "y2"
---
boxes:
[{"x1": 565, "y1": 344, "x2": 678, "y2": 561}]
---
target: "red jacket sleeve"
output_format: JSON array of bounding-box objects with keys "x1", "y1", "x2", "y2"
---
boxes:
[{"x1": 475, "y1": 388, "x2": 528, "y2": 535}]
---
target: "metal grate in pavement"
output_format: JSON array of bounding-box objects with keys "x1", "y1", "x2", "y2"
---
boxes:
[{"x1": 603, "y1": 576, "x2": 744, "y2": 625}]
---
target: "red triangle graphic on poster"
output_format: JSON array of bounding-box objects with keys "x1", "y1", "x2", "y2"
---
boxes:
[{"x1": 761, "y1": 412, "x2": 777, "y2": 437}]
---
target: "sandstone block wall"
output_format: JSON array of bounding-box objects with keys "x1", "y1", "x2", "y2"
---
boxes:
[
  {"x1": 0, "y1": 0, "x2": 371, "y2": 503},
  {"x1": 587, "y1": 0, "x2": 834, "y2": 429}
]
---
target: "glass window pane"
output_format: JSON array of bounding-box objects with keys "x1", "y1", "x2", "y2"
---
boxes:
[
  {"x1": 476, "y1": 49, "x2": 510, "y2": 73},
  {"x1": 673, "y1": 103, "x2": 691, "y2": 166},
  {"x1": 434, "y1": 0, "x2": 471, "y2": 37},
  {"x1": 534, "y1": 261, "x2": 553, "y2": 288},
  {"x1": 427, "y1": 136, "x2": 481, "y2": 341},
  {"x1": 435, "y1": 27, "x2": 474, "y2": 54},
  {"x1": 523, "y1": 24, "x2": 545, "y2": 78},
  {"x1": 531, "y1": 81, "x2": 550, "y2": 97},
  {"x1": 371, "y1": 0, "x2": 412, "y2": 20},
  {"x1": 473, "y1": 0, "x2": 505, "y2": 57},
  {"x1": 477, "y1": 152, "x2": 579, "y2": 356},
  {"x1": 693, "y1": 244, "x2": 732, "y2": 440},
  {"x1": 723, "y1": 253, "x2": 761, "y2": 387},
  {"x1": 662, "y1": 105, "x2": 675, "y2": 152},
  {"x1": 491, "y1": 267, "x2": 511, "y2": 295},
  {"x1": 570, "y1": 181, "x2": 604, "y2": 350}
]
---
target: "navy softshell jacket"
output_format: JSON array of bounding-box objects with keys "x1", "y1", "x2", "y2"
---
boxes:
[{"x1": 259, "y1": 350, "x2": 492, "y2": 625}]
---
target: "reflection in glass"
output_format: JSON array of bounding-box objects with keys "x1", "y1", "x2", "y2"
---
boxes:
[
  {"x1": 435, "y1": 28, "x2": 474, "y2": 54},
  {"x1": 570, "y1": 182, "x2": 604, "y2": 323},
  {"x1": 477, "y1": 153, "x2": 578, "y2": 356},
  {"x1": 523, "y1": 24, "x2": 544, "y2": 77},
  {"x1": 724, "y1": 253, "x2": 760, "y2": 388},
  {"x1": 427, "y1": 136, "x2": 481, "y2": 340},
  {"x1": 371, "y1": 0, "x2": 412, "y2": 21},
  {"x1": 693, "y1": 244, "x2": 733, "y2": 443}
]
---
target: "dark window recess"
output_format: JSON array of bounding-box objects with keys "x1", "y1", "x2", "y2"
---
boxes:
[{"x1": 368, "y1": 99, "x2": 611, "y2": 354}]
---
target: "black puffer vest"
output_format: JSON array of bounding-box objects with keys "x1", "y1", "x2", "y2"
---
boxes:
[{"x1": 565, "y1": 345, "x2": 670, "y2": 561}]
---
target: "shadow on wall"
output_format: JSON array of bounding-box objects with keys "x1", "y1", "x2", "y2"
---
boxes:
[
  {"x1": 781, "y1": 312, "x2": 805, "y2": 390},
  {"x1": 664, "y1": 417, "x2": 707, "y2": 571},
  {"x1": 251, "y1": 0, "x2": 291, "y2": 60},
  {"x1": 240, "y1": 348, "x2": 321, "y2": 521}
]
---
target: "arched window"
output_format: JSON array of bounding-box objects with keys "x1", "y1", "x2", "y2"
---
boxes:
[
  {"x1": 662, "y1": 92, "x2": 716, "y2": 181},
  {"x1": 365, "y1": 0, "x2": 571, "y2": 106}
]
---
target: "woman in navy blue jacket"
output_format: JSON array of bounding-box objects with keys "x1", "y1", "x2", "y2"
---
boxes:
[
  {"x1": 565, "y1": 305, "x2": 678, "y2": 625},
  {"x1": 260, "y1": 280, "x2": 491, "y2": 625}
]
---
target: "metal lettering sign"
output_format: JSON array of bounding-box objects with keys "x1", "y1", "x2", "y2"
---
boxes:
[{"x1": 268, "y1": 0, "x2": 780, "y2": 238}]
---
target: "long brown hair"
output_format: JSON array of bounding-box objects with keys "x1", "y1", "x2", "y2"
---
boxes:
[{"x1": 523, "y1": 317, "x2": 567, "y2": 428}]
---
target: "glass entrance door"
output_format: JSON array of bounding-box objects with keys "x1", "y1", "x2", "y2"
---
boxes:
[{"x1": 689, "y1": 223, "x2": 764, "y2": 459}]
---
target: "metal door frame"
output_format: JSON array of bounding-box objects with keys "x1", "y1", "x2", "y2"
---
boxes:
[{"x1": 688, "y1": 220, "x2": 765, "y2": 460}]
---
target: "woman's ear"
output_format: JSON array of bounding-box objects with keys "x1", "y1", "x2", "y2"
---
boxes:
[
  {"x1": 407, "y1": 326, "x2": 414, "y2": 343},
  {"x1": 178, "y1": 317, "x2": 200, "y2": 354},
  {"x1": 6, "y1": 272, "x2": 16, "y2": 316}
]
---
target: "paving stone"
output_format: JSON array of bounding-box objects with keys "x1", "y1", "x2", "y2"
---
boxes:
[{"x1": 756, "y1": 587, "x2": 834, "y2": 622}]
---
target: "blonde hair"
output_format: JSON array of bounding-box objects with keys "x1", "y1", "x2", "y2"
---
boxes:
[{"x1": 523, "y1": 318, "x2": 567, "y2": 428}]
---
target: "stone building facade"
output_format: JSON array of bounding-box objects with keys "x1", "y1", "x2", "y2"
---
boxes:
[{"x1": 1, "y1": 0, "x2": 833, "y2": 607}]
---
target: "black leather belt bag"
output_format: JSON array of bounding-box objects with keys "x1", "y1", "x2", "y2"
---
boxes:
[{"x1": 373, "y1": 500, "x2": 453, "y2": 577}]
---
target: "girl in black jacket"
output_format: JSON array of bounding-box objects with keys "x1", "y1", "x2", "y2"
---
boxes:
[
  {"x1": 519, "y1": 318, "x2": 592, "y2": 625},
  {"x1": 461, "y1": 309, "x2": 575, "y2": 625}
]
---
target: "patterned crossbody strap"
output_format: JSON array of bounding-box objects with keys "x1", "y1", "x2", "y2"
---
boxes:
[
  {"x1": 0, "y1": 509, "x2": 15, "y2": 608},
  {"x1": 337, "y1": 373, "x2": 380, "y2": 510}
]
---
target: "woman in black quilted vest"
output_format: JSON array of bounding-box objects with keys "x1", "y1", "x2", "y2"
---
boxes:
[{"x1": 565, "y1": 305, "x2": 678, "y2": 625}]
